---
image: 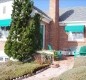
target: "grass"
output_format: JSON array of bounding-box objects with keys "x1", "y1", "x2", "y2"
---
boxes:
[
  {"x1": 0, "y1": 61, "x2": 49, "y2": 80},
  {"x1": 51, "y1": 66, "x2": 86, "y2": 80},
  {"x1": 50, "y1": 56, "x2": 86, "y2": 80},
  {"x1": 73, "y1": 56, "x2": 86, "y2": 68}
]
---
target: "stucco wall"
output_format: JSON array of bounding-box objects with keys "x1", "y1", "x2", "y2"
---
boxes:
[
  {"x1": 0, "y1": 41, "x2": 5, "y2": 51},
  {"x1": 0, "y1": 0, "x2": 13, "y2": 19}
]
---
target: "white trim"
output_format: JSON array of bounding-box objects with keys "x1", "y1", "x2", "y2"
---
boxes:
[
  {"x1": 42, "y1": 18, "x2": 51, "y2": 23},
  {"x1": 59, "y1": 21, "x2": 86, "y2": 23},
  {"x1": 59, "y1": 21, "x2": 86, "y2": 26},
  {"x1": 32, "y1": 9, "x2": 52, "y2": 23},
  {"x1": 66, "y1": 23, "x2": 86, "y2": 26},
  {"x1": 43, "y1": 25, "x2": 45, "y2": 49}
]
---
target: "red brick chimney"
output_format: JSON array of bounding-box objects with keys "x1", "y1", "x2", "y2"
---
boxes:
[{"x1": 49, "y1": 0, "x2": 59, "y2": 50}]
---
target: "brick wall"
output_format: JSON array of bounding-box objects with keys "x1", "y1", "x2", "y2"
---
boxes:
[
  {"x1": 48, "y1": 0, "x2": 59, "y2": 50},
  {"x1": 44, "y1": 23, "x2": 50, "y2": 49},
  {"x1": 0, "y1": 41, "x2": 5, "y2": 51},
  {"x1": 59, "y1": 26, "x2": 86, "y2": 50}
]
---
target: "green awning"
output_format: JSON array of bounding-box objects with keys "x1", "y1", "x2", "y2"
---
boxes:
[
  {"x1": 0, "y1": 19, "x2": 12, "y2": 27},
  {"x1": 65, "y1": 25, "x2": 84, "y2": 32}
]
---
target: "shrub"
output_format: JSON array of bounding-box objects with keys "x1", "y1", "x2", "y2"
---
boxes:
[
  {"x1": 4, "y1": 0, "x2": 41, "y2": 61},
  {"x1": 51, "y1": 66, "x2": 86, "y2": 80},
  {"x1": 54, "y1": 51, "x2": 62, "y2": 61},
  {"x1": 34, "y1": 53, "x2": 53, "y2": 64},
  {"x1": 54, "y1": 51, "x2": 58, "y2": 61}
]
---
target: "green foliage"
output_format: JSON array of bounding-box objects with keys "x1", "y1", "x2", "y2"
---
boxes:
[
  {"x1": 34, "y1": 52, "x2": 53, "y2": 64},
  {"x1": 50, "y1": 57, "x2": 86, "y2": 80},
  {"x1": 42, "y1": 53, "x2": 53, "y2": 64},
  {"x1": 54, "y1": 51, "x2": 62, "y2": 60},
  {"x1": 0, "y1": 61, "x2": 49, "y2": 80},
  {"x1": 54, "y1": 51, "x2": 58, "y2": 61},
  {"x1": 4, "y1": 0, "x2": 41, "y2": 61}
]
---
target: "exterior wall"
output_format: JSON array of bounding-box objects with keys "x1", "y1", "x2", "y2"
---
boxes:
[
  {"x1": 0, "y1": 0, "x2": 13, "y2": 19},
  {"x1": 44, "y1": 22, "x2": 50, "y2": 49},
  {"x1": 0, "y1": 0, "x2": 51, "y2": 50},
  {"x1": 0, "y1": 41, "x2": 5, "y2": 51},
  {"x1": 0, "y1": 0, "x2": 13, "y2": 53},
  {"x1": 59, "y1": 26, "x2": 86, "y2": 50},
  {"x1": 49, "y1": 0, "x2": 59, "y2": 50}
]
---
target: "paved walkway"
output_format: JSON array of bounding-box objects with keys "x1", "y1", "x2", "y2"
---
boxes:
[{"x1": 23, "y1": 56, "x2": 74, "y2": 80}]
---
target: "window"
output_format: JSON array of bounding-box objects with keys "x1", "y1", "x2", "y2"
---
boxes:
[
  {"x1": 0, "y1": 27, "x2": 9, "y2": 41},
  {"x1": 3, "y1": 6, "x2": 6, "y2": 14},
  {"x1": 68, "y1": 32, "x2": 84, "y2": 41}
]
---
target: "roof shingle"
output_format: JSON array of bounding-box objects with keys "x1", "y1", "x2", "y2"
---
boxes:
[{"x1": 59, "y1": 7, "x2": 86, "y2": 22}]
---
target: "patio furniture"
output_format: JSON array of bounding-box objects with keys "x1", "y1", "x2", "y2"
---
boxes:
[
  {"x1": 73, "y1": 51, "x2": 79, "y2": 58},
  {"x1": 48, "y1": 44, "x2": 62, "y2": 60},
  {"x1": 48, "y1": 44, "x2": 53, "y2": 50},
  {"x1": 74, "y1": 46, "x2": 86, "y2": 58},
  {"x1": 80, "y1": 46, "x2": 86, "y2": 55}
]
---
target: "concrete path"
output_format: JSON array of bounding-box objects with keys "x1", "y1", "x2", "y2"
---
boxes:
[{"x1": 23, "y1": 57, "x2": 74, "y2": 80}]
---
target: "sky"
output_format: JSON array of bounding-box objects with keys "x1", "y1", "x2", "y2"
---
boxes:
[{"x1": 33, "y1": 0, "x2": 86, "y2": 12}]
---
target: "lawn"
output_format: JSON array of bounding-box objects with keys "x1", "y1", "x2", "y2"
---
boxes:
[
  {"x1": 73, "y1": 56, "x2": 86, "y2": 68},
  {"x1": 0, "y1": 61, "x2": 49, "y2": 80},
  {"x1": 50, "y1": 56, "x2": 86, "y2": 80}
]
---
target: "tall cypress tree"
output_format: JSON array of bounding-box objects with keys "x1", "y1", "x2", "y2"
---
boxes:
[{"x1": 4, "y1": 0, "x2": 41, "y2": 61}]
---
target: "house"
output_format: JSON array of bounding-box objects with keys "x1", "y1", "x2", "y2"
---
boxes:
[
  {"x1": 0, "y1": 0, "x2": 52, "y2": 61},
  {"x1": 59, "y1": 7, "x2": 86, "y2": 53},
  {"x1": 0, "y1": 0, "x2": 86, "y2": 61},
  {"x1": 0, "y1": 1, "x2": 52, "y2": 48}
]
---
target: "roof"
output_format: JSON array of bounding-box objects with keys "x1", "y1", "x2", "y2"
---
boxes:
[
  {"x1": 59, "y1": 7, "x2": 86, "y2": 22},
  {"x1": 33, "y1": 6, "x2": 52, "y2": 23},
  {"x1": 33, "y1": 6, "x2": 51, "y2": 20}
]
